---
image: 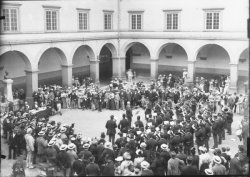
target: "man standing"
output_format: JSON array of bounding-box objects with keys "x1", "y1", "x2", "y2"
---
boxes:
[
  {"x1": 105, "y1": 115, "x2": 117, "y2": 145},
  {"x1": 36, "y1": 131, "x2": 48, "y2": 163},
  {"x1": 126, "y1": 103, "x2": 133, "y2": 127},
  {"x1": 24, "y1": 128, "x2": 35, "y2": 169},
  {"x1": 118, "y1": 114, "x2": 130, "y2": 134},
  {"x1": 8, "y1": 127, "x2": 19, "y2": 159}
]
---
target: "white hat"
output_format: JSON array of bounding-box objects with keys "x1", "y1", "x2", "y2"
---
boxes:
[
  {"x1": 213, "y1": 156, "x2": 222, "y2": 164},
  {"x1": 141, "y1": 161, "x2": 150, "y2": 169},
  {"x1": 104, "y1": 142, "x2": 113, "y2": 150},
  {"x1": 83, "y1": 143, "x2": 90, "y2": 149},
  {"x1": 155, "y1": 127, "x2": 160, "y2": 131},
  {"x1": 38, "y1": 131, "x2": 45, "y2": 136},
  {"x1": 48, "y1": 141, "x2": 55, "y2": 147},
  {"x1": 204, "y1": 169, "x2": 214, "y2": 175},
  {"x1": 68, "y1": 143, "x2": 75, "y2": 150},
  {"x1": 199, "y1": 146, "x2": 206, "y2": 152},
  {"x1": 60, "y1": 144, "x2": 68, "y2": 151},
  {"x1": 60, "y1": 127, "x2": 67, "y2": 133},
  {"x1": 115, "y1": 156, "x2": 123, "y2": 162},
  {"x1": 161, "y1": 144, "x2": 168, "y2": 150},
  {"x1": 136, "y1": 149, "x2": 143, "y2": 155},
  {"x1": 140, "y1": 142, "x2": 147, "y2": 148}
]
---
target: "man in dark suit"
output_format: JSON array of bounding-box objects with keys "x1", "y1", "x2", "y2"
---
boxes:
[
  {"x1": 105, "y1": 115, "x2": 117, "y2": 145},
  {"x1": 8, "y1": 127, "x2": 19, "y2": 159},
  {"x1": 71, "y1": 153, "x2": 87, "y2": 176},
  {"x1": 118, "y1": 114, "x2": 129, "y2": 134},
  {"x1": 229, "y1": 155, "x2": 245, "y2": 175},
  {"x1": 125, "y1": 104, "x2": 133, "y2": 127}
]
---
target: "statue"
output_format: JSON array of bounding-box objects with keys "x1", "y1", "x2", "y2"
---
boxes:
[{"x1": 4, "y1": 71, "x2": 10, "y2": 80}]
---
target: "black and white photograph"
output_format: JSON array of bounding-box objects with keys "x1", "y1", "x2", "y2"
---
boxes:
[{"x1": 0, "y1": 0, "x2": 249, "y2": 176}]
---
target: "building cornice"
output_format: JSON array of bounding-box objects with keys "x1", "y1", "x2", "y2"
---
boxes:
[
  {"x1": 2, "y1": 3, "x2": 22, "y2": 7},
  {"x1": 42, "y1": 5, "x2": 61, "y2": 9}
]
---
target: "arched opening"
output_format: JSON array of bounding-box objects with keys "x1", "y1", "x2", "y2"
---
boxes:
[
  {"x1": 158, "y1": 43, "x2": 188, "y2": 76},
  {"x1": 195, "y1": 44, "x2": 230, "y2": 80},
  {"x1": 38, "y1": 48, "x2": 67, "y2": 86},
  {"x1": 238, "y1": 48, "x2": 249, "y2": 94},
  {"x1": 0, "y1": 51, "x2": 31, "y2": 93},
  {"x1": 125, "y1": 42, "x2": 151, "y2": 77},
  {"x1": 99, "y1": 45, "x2": 113, "y2": 82},
  {"x1": 72, "y1": 45, "x2": 94, "y2": 82}
]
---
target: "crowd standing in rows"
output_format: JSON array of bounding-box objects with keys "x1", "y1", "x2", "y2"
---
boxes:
[{"x1": 1, "y1": 72, "x2": 249, "y2": 176}]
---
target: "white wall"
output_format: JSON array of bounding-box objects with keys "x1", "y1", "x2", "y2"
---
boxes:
[
  {"x1": 120, "y1": 0, "x2": 248, "y2": 32},
  {"x1": 7, "y1": 0, "x2": 117, "y2": 33}
]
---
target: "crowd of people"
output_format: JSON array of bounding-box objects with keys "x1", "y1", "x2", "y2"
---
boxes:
[{"x1": 1, "y1": 73, "x2": 249, "y2": 176}]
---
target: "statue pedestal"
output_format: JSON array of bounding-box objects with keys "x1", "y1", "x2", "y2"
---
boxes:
[{"x1": 2, "y1": 79, "x2": 14, "y2": 102}]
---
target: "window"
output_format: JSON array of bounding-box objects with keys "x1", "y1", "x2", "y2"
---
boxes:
[
  {"x1": 78, "y1": 10, "x2": 89, "y2": 31},
  {"x1": 1, "y1": 6, "x2": 20, "y2": 32},
  {"x1": 131, "y1": 14, "x2": 142, "y2": 30},
  {"x1": 103, "y1": 11, "x2": 113, "y2": 30},
  {"x1": 203, "y1": 9, "x2": 223, "y2": 30},
  {"x1": 43, "y1": 6, "x2": 60, "y2": 32},
  {"x1": 164, "y1": 10, "x2": 180, "y2": 30}
]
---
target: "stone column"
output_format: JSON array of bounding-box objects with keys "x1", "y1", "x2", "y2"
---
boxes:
[
  {"x1": 150, "y1": 59, "x2": 159, "y2": 79},
  {"x1": 187, "y1": 60, "x2": 195, "y2": 83},
  {"x1": 112, "y1": 57, "x2": 119, "y2": 78},
  {"x1": 90, "y1": 59, "x2": 99, "y2": 84},
  {"x1": 2, "y1": 79, "x2": 14, "y2": 102},
  {"x1": 229, "y1": 63, "x2": 238, "y2": 93},
  {"x1": 25, "y1": 69, "x2": 38, "y2": 106},
  {"x1": 61, "y1": 64, "x2": 73, "y2": 87},
  {"x1": 119, "y1": 57, "x2": 126, "y2": 79}
]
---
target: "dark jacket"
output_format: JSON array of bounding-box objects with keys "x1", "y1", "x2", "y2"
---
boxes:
[
  {"x1": 105, "y1": 119, "x2": 117, "y2": 136},
  {"x1": 71, "y1": 159, "x2": 87, "y2": 176},
  {"x1": 229, "y1": 157, "x2": 244, "y2": 175},
  {"x1": 102, "y1": 160, "x2": 115, "y2": 176},
  {"x1": 181, "y1": 165, "x2": 199, "y2": 175},
  {"x1": 85, "y1": 162, "x2": 100, "y2": 176}
]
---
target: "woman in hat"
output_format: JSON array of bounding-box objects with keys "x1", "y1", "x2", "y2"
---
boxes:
[
  {"x1": 120, "y1": 152, "x2": 134, "y2": 176},
  {"x1": 211, "y1": 155, "x2": 226, "y2": 175}
]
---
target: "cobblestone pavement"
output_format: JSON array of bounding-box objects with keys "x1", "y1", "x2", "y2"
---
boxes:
[{"x1": 1, "y1": 108, "x2": 245, "y2": 177}]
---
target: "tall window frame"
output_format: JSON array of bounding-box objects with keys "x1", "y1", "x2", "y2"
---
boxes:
[
  {"x1": 43, "y1": 5, "x2": 61, "y2": 32},
  {"x1": 1, "y1": 3, "x2": 21, "y2": 33},
  {"x1": 103, "y1": 10, "x2": 113, "y2": 30},
  {"x1": 203, "y1": 8, "x2": 223, "y2": 31},
  {"x1": 128, "y1": 11, "x2": 144, "y2": 31},
  {"x1": 164, "y1": 10, "x2": 181, "y2": 31},
  {"x1": 77, "y1": 8, "x2": 90, "y2": 31}
]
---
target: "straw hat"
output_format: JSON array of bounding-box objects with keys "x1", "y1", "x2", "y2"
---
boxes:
[
  {"x1": 205, "y1": 169, "x2": 214, "y2": 175},
  {"x1": 83, "y1": 143, "x2": 90, "y2": 149},
  {"x1": 60, "y1": 144, "x2": 68, "y2": 151},
  {"x1": 104, "y1": 142, "x2": 113, "y2": 150},
  {"x1": 213, "y1": 156, "x2": 222, "y2": 164},
  {"x1": 141, "y1": 161, "x2": 150, "y2": 169},
  {"x1": 136, "y1": 149, "x2": 143, "y2": 155},
  {"x1": 60, "y1": 127, "x2": 67, "y2": 133},
  {"x1": 48, "y1": 141, "x2": 55, "y2": 147},
  {"x1": 161, "y1": 144, "x2": 168, "y2": 150},
  {"x1": 38, "y1": 131, "x2": 45, "y2": 136},
  {"x1": 68, "y1": 143, "x2": 75, "y2": 150},
  {"x1": 140, "y1": 142, "x2": 147, "y2": 148}
]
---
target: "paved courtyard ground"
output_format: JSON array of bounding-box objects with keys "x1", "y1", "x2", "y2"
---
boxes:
[{"x1": 1, "y1": 107, "x2": 245, "y2": 177}]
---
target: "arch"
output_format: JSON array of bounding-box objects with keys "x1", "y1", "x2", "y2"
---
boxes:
[
  {"x1": 99, "y1": 45, "x2": 113, "y2": 81},
  {"x1": 156, "y1": 42, "x2": 188, "y2": 60},
  {"x1": 70, "y1": 43, "x2": 96, "y2": 63},
  {"x1": 72, "y1": 45, "x2": 95, "y2": 78},
  {"x1": 0, "y1": 50, "x2": 32, "y2": 70},
  {"x1": 98, "y1": 42, "x2": 117, "y2": 58},
  {"x1": 157, "y1": 43, "x2": 188, "y2": 75},
  {"x1": 121, "y1": 41, "x2": 152, "y2": 58},
  {"x1": 195, "y1": 44, "x2": 230, "y2": 61},
  {"x1": 195, "y1": 44, "x2": 231, "y2": 77},
  {"x1": 35, "y1": 46, "x2": 68, "y2": 68}
]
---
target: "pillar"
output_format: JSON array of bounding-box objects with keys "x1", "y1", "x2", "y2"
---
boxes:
[
  {"x1": 118, "y1": 57, "x2": 126, "y2": 78},
  {"x1": 2, "y1": 79, "x2": 14, "y2": 102},
  {"x1": 229, "y1": 63, "x2": 238, "y2": 93},
  {"x1": 61, "y1": 64, "x2": 73, "y2": 87},
  {"x1": 25, "y1": 69, "x2": 38, "y2": 106},
  {"x1": 187, "y1": 60, "x2": 195, "y2": 83},
  {"x1": 90, "y1": 59, "x2": 99, "y2": 83},
  {"x1": 150, "y1": 59, "x2": 159, "y2": 79},
  {"x1": 112, "y1": 57, "x2": 119, "y2": 78}
]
